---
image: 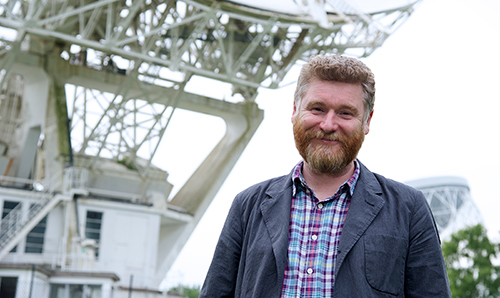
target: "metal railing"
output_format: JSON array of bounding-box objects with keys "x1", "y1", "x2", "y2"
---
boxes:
[{"x1": 0, "y1": 172, "x2": 62, "y2": 260}]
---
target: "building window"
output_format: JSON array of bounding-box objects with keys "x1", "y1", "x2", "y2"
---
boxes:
[
  {"x1": 1, "y1": 201, "x2": 20, "y2": 253},
  {"x1": 50, "y1": 283, "x2": 101, "y2": 298},
  {"x1": 85, "y1": 211, "x2": 103, "y2": 257},
  {"x1": 1, "y1": 201, "x2": 47, "y2": 254},
  {"x1": 25, "y1": 214, "x2": 47, "y2": 254},
  {"x1": 0, "y1": 276, "x2": 18, "y2": 298}
]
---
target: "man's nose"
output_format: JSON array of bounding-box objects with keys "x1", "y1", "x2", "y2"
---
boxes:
[{"x1": 319, "y1": 111, "x2": 339, "y2": 133}]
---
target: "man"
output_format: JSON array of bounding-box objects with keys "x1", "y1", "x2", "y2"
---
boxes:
[{"x1": 200, "y1": 55, "x2": 451, "y2": 297}]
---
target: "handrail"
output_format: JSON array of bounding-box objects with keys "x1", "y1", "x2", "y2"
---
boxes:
[{"x1": 0, "y1": 171, "x2": 62, "y2": 256}]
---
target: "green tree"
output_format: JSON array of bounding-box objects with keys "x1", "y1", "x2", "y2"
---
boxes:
[
  {"x1": 168, "y1": 284, "x2": 201, "y2": 298},
  {"x1": 442, "y1": 224, "x2": 500, "y2": 298}
]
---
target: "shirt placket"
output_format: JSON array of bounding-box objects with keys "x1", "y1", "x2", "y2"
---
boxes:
[
  {"x1": 283, "y1": 161, "x2": 358, "y2": 298},
  {"x1": 302, "y1": 192, "x2": 324, "y2": 297}
]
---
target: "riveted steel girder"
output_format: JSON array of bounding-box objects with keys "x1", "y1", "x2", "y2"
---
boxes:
[{"x1": 0, "y1": 0, "x2": 419, "y2": 96}]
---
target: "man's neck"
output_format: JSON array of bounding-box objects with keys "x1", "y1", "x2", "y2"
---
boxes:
[{"x1": 302, "y1": 161, "x2": 355, "y2": 202}]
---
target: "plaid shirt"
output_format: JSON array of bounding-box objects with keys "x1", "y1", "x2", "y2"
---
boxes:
[{"x1": 280, "y1": 160, "x2": 360, "y2": 298}]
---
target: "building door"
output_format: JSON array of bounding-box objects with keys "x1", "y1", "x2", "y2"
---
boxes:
[{"x1": 0, "y1": 276, "x2": 18, "y2": 298}]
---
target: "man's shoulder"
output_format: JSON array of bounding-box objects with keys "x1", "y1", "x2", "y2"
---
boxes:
[
  {"x1": 373, "y1": 172, "x2": 420, "y2": 194},
  {"x1": 233, "y1": 174, "x2": 291, "y2": 205},
  {"x1": 359, "y1": 163, "x2": 424, "y2": 201},
  {"x1": 239, "y1": 174, "x2": 289, "y2": 196},
  {"x1": 359, "y1": 169, "x2": 429, "y2": 220}
]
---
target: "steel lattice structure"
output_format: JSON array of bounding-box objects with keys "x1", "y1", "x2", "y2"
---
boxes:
[
  {"x1": 0, "y1": 1, "x2": 422, "y2": 295},
  {"x1": 407, "y1": 177, "x2": 483, "y2": 240},
  {"x1": 0, "y1": 0, "x2": 419, "y2": 171},
  {"x1": 1, "y1": 0, "x2": 418, "y2": 89}
]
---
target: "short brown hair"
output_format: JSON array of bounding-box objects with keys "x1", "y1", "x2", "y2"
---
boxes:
[{"x1": 294, "y1": 55, "x2": 375, "y2": 123}]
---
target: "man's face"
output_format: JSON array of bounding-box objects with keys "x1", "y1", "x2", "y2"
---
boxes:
[{"x1": 292, "y1": 80, "x2": 372, "y2": 175}]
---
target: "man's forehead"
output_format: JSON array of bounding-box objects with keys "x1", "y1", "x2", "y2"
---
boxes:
[{"x1": 302, "y1": 81, "x2": 363, "y2": 101}]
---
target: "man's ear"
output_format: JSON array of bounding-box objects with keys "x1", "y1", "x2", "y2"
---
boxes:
[
  {"x1": 291, "y1": 101, "x2": 297, "y2": 123},
  {"x1": 364, "y1": 110, "x2": 374, "y2": 135}
]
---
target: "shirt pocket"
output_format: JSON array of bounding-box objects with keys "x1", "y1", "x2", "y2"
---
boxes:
[{"x1": 364, "y1": 234, "x2": 407, "y2": 296}]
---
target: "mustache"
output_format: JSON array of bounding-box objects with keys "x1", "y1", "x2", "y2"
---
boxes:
[{"x1": 306, "y1": 130, "x2": 344, "y2": 143}]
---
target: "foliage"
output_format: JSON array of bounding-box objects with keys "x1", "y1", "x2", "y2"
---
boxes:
[
  {"x1": 168, "y1": 284, "x2": 201, "y2": 298},
  {"x1": 117, "y1": 157, "x2": 138, "y2": 171},
  {"x1": 442, "y1": 224, "x2": 500, "y2": 298}
]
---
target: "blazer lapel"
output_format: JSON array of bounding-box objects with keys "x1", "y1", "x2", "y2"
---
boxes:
[
  {"x1": 260, "y1": 173, "x2": 293, "y2": 284},
  {"x1": 335, "y1": 162, "x2": 385, "y2": 276}
]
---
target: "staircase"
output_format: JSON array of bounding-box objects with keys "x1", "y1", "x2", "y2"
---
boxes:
[{"x1": 0, "y1": 174, "x2": 64, "y2": 261}]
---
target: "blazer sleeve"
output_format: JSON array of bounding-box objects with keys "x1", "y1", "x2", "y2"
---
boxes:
[
  {"x1": 404, "y1": 191, "x2": 452, "y2": 297},
  {"x1": 199, "y1": 196, "x2": 244, "y2": 298}
]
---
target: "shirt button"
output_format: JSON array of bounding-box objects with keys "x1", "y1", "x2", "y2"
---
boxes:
[
  {"x1": 307, "y1": 268, "x2": 313, "y2": 275},
  {"x1": 317, "y1": 203, "x2": 323, "y2": 209},
  {"x1": 311, "y1": 235, "x2": 318, "y2": 241}
]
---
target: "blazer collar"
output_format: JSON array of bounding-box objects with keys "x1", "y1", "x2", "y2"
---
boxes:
[
  {"x1": 335, "y1": 161, "x2": 385, "y2": 275},
  {"x1": 259, "y1": 161, "x2": 385, "y2": 281},
  {"x1": 260, "y1": 171, "x2": 294, "y2": 284}
]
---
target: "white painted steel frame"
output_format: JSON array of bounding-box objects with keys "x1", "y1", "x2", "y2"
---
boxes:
[
  {"x1": 0, "y1": 0, "x2": 419, "y2": 169},
  {"x1": 0, "y1": 0, "x2": 419, "y2": 92}
]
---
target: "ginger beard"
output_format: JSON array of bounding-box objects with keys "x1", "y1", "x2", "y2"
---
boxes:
[{"x1": 293, "y1": 116, "x2": 366, "y2": 175}]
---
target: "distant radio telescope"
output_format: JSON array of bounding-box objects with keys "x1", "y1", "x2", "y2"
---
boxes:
[{"x1": 406, "y1": 176, "x2": 483, "y2": 240}]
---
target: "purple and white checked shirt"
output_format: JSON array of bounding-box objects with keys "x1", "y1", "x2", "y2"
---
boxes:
[{"x1": 280, "y1": 160, "x2": 360, "y2": 298}]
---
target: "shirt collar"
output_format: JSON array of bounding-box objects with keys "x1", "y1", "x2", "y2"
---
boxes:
[{"x1": 291, "y1": 159, "x2": 361, "y2": 197}]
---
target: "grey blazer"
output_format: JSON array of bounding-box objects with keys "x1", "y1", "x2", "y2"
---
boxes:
[{"x1": 200, "y1": 161, "x2": 451, "y2": 297}]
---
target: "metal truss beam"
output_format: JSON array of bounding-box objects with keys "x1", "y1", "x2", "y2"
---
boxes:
[
  {"x1": 419, "y1": 185, "x2": 483, "y2": 240},
  {"x1": 0, "y1": 0, "x2": 419, "y2": 100}
]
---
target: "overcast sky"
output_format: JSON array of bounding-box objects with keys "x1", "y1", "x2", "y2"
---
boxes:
[{"x1": 161, "y1": 0, "x2": 500, "y2": 288}]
